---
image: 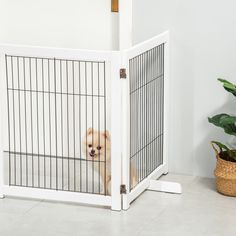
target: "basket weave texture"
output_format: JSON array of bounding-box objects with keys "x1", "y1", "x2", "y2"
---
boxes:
[{"x1": 214, "y1": 156, "x2": 236, "y2": 196}]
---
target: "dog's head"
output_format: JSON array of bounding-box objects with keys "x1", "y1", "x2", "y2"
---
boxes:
[{"x1": 82, "y1": 128, "x2": 111, "y2": 161}]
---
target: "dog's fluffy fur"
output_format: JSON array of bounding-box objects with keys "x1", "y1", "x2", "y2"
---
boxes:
[
  {"x1": 82, "y1": 128, "x2": 111, "y2": 195},
  {"x1": 82, "y1": 128, "x2": 137, "y2": 195}
]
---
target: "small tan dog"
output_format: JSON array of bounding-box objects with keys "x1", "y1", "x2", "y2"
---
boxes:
[
  {"x1": 82, "y1": 128, "x2": 111, "y2": 195},
  {"x1": 83, "y1": 128, "x2": 137, "y2": 195}
]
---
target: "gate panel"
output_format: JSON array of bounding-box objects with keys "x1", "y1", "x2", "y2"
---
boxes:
[
  {"x1": 122, "y1": 32, "x2": 169, "y2": 209},
  {"x1": 5, "y1": 55, "x2": 107, "y2": 194},
  {"x1": 129, "y1": 44, "x2": 164, "y2": 190},
  {"x1": 0, "y1": 46, "x2": 122, "y2": 210}
]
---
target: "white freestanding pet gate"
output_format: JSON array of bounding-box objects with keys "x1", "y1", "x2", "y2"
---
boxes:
[{"x1": 0, "y1": 31, "x2": 181, "y2": 210}]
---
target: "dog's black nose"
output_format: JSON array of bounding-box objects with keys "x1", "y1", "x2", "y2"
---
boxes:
[{"x1": 91, "y1": 149, "x2": 95, "y2": 154}]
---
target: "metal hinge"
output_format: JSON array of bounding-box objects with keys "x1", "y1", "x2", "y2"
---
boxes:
[
  {"x1": 120, "y1": 68, "x2": 127, "y2": 79},
  {"x1": 120, "y1": 184, "x2": 127, "y2": 194}
]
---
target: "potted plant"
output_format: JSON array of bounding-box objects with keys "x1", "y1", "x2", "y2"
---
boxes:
[{"x1": 208, "y1": 79, "x2": 236, "y2": 196}]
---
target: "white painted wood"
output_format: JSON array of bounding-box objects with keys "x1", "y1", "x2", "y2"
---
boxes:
[
  {"x1": 0, "y1": 44, "x2": 115, "y2": 62},
  {"x1": 0, "y1": 44, "x2": 117, "y2": 209},
  {"x1": 121, "y1": 31, "x2": 181, "y2": 208},
  {"x1": 120, "y1": 49, "x2": 131, "y2": 210},
  {"x1": 2, "y1": 185, "x2": 111, "y2": 206},
  {"x1": 0, "y1": 52, "x2": 8, "y2": 196},
  {"x1": 124, "y1": 164, "x2": 167, "y2": 206},
  {"x1": 110, "y1": 52, "x2": 122, "y2": 211},
  {"x1": 148, "y1": 180, "x2": 182, "y2": 194},
  {"x1": 0, "y1": 33, "x2": 179, "y2": 211},
  {"x1": 119, "y1": 0, "x2": 133, "y2": 49},
  {"x1": 163, "y1": 33, "x2": 170, "y2": 174},
  {"x1": 124, "y1": 31, "x2": 169, "y2": 59}
]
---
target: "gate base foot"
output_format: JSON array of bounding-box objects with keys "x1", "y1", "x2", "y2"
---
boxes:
[
  {"x1": 0, "y1": 194, "x2": 5, "y2": 199},
  {"x1": 147, "y1": 180, "x2": 182, "y2": 194}
]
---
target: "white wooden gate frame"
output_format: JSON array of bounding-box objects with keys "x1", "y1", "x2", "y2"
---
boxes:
[
  {"x1": 121, "y1": 31, "x2": 181, "y2": 210},
  {"x1": 0, "y1": 31, "x2": 181, "y2": 211}
]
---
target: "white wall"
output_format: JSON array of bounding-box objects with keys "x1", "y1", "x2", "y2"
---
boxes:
[
  {"x1": 0, "y1": 0, "x2": 119, "y2": 50},
  {"x1": 133, "y1": 0, "x2": 236, "y2": 177}
]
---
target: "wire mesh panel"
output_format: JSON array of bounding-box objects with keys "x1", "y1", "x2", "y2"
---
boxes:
[
  {"x1": 129, "y1": 43, "x2": 164, "y2": 190},
  {"x1": 5, "y1": 55, "x2": 109, "y2": 195}
]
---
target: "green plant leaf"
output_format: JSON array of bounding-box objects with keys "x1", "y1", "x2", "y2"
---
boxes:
[
  {"x1": 208, "y1": 114, "x2": 236, "y2": 136},
  {"x1": 211, "y1": 141, "x2": 236, "y2": 161},
  {"x1": 211, "y1": 141, "x2": 230, "y2": 151},
  {"x1": 229, "y1": 153, "x2": 236, "y2": 161},
  {"x1": 218, "y1": 78, "x2": 236, "y2": 96}
]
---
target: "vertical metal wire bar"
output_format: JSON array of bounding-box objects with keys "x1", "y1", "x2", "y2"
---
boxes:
[
  {"x1": 23, "y1": 57, "x2": 28, "y2": 186},
  {"x1": 48, "y1": 59, "x2": 52, "y2": 188},
  {"x1": 85, "y1": 62, "x2": 88, "y2": 193},
  {"x1": 5, "y1": 55, "x2": 11, "y2": 185},
  {"x1": 143, "y1": 52, "x2": 146, "y2": 178},
  {"x1": 129, "y1": 59, "x2": 132, "y2": 186},
  {"x1": 159, "y1": 45, "x2": 161, "y2": 166},
  {"x1": 161, "y1": 44, "x2": 165, "y2": 164},
  {"x1": 103, "y1": 62, "x2": 106, "y2": 195},
  {"x1": 155, "y1": 46, "x2": 158, "y2": 168},
  {"x1": 135, "y1": 56, "x2": 139, "y2": 187},
  {"x1": 158, "y1": 46, "x2": 161, "y2": 167},
  {"x1": 159, "y1": 45, "x2": 162, "y2": 166},
  {"x1": 134, "y1": 57, "x2": 136, "y2": 184},
  {"x1": 154, "y1": 46, "x2": 158, "y2": 169},
  {"x1": 161, "y1": 45, "x2": 164, "y2": 166},
  {"x1": 143, "y1": 52, "x2": 147, "y2": 180},
  {"x1": 147, "y1": 50, "x2": 150, "y2": 175},
  {"x1": 151, "y1": 48, "x2": 155, "y2": 172},
  {"x1": 129, "y1": 59, "x2": 131, "y2": 189},
  {"x1": 42, "y1": 59, "x2": 46, "y2": 188},
  {"x1": 156, "y1": 46, "x2": 159, "y2": 168},
  {"x1": 148, "y1": 50, "x2": 151, "y2": 174},
  {"x1": 129, "y1": 59, "x2": 132, "y2": 189},
  {"x1": 78, "y1": 62, "x2": 82, "y2": 192},
  {"x1": 98, "y1": 62, "x2": 100, "y2": 194},
  {"x1": 10, "y1": 57, "x2": 16, "y2": 185},
  {"x1": 66, "y1": 60, "x2": 70, "y2": 190},
  {"x1": 91, "y1": 62, "x2": 94, "y2": 193},
  {"x1": 150, "y1": 49, "x2": 153, "y2": 173},
  {"x1": 140, "y1": 54, "x2": 143, "y2": 182},
  {"x1": 60, "y1": 60, "x2": 64, "y2": 190},
  {"x1": 29, "y1": 57, "x2": 34, "y2": 187},
  {"x1": 139, "y1": 54, "x2": 142, "y2": 181},
  {"x1": 138, "y1": 55, "x2": 141, "y2": 183},
  {"x1": 146, "y1": 51, "x2": 149, "y2": 176},
  {"x1": 72, "y1": 60, "x2": 76, "y2": 192},
  {"x1": 11, "y1": 57, "x2": 17, "y2": 186},
  {"x1": 132, "y1": 57, "x2": 135, "y2": 185},
  {"x1": 146, "y1": 51, "x2": 149, "y2": 178},
  {"x1": 17, "y1": 57, "x2": 22, "y2": 185},
  {"x1": 54, "y1": 58, "x2": 58, "y2": 190},
  {"x1": 135, "y1": 56, "x2": 138, "y2": 186},
  {"x1": 35, "y1": 59, "x2": 40, "y2": 187}
]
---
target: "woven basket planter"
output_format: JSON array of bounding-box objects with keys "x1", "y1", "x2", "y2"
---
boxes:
[{"x1": 212, "y1": 143, "x2": 236, "y2": 196}]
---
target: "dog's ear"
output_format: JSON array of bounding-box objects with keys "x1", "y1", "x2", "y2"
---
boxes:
[
  {"x1": 102, "y1": 130, "x2": 110, "y2": 140},
  {"x1": 87, "y1": 127, "x2": 93, "y2": 135}
]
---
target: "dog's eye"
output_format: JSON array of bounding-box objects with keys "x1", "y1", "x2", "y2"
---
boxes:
[
  {"x1": 88, "y1": 144, "x2": 92, "y2": 148},
  {"x1": 97, "y1": 146, "x2": 101, "y2": 150}
]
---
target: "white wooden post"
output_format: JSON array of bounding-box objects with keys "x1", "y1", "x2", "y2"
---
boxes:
[
  {"x1": 119, "y1": 0, "x2": 133, "y2": 50},
  {"x1": 110, "y1": 52, "x2": 122, "y2": 211},
  {"x1": 163, "y1": 34, "x2": 170, "y2": 174},
  {"x1": 120, "y1": 52, "x2": 130, "y2": 210},
  {"x1": 0, "y1": 51, "x2": 7, "y2": 199},
  {"x1": 119, "y1": 0, "x2": 133, "y2": 210}
]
